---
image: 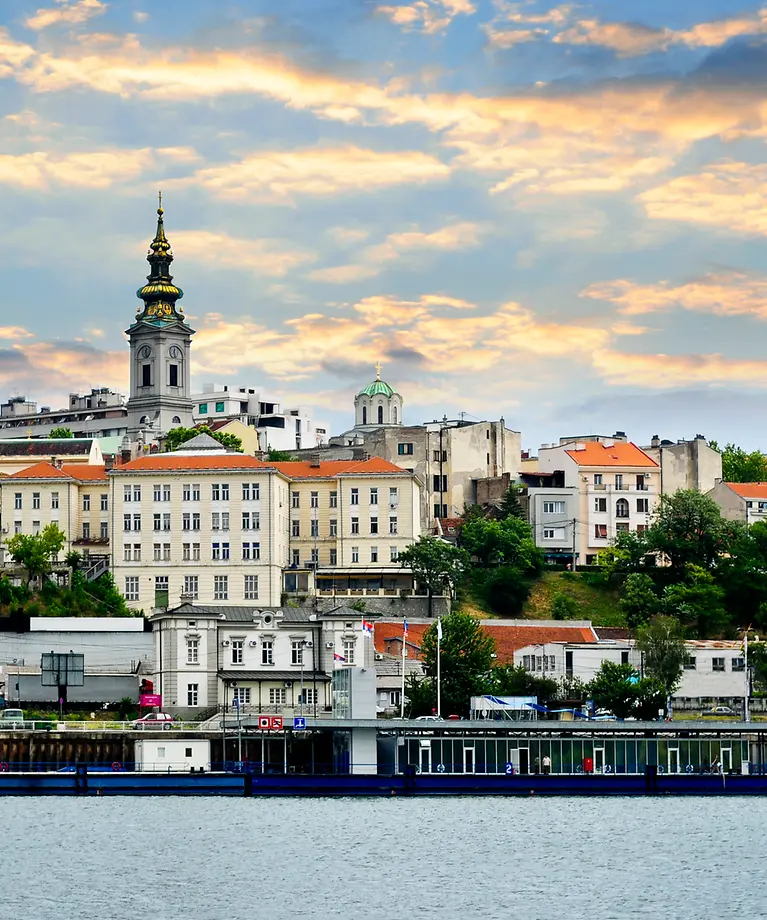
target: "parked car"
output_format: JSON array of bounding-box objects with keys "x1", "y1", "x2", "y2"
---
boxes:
[
  {"x1": 701, "y1": 706, "x2": 737, "y2": 717},
  {"x1": 133, "y1": 712, "x2": 174, "y2": 731},
  {"x1": 415, "y1": 715, "x2": 443, "y2": 722},
  {"x1": 0, "y1": 708, "x2": 26, "y2": 728}
]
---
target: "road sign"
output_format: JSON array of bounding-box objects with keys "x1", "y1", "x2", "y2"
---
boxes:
[
  {"x1": 294, "y1": 717, "x2": 306, "y2": 730},
  {"x1": 270, "y1": 716, "x2": 284, "y2": 731},
  {"x1": 257, "y1": 715, "x2": 271, "y2": 730}
]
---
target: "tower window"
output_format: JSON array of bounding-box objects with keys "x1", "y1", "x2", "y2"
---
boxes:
[
  {"x1": 362, "y1": 406, "x2": 367, "y2": 425},
  {"x1": 141, "y1": 364, "x2": 151, "y2": 387},
  {"x1": 169, "y1": 364, "x2": 179, "y2": 387},
  {"x1": 378, "y1": 405, "x2": 383, "y2": 424}
]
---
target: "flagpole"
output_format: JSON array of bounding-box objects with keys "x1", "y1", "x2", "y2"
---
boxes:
[
  {"x1": 400, "y1": 619, "x2": 407, "y2": 719},
  {"x1": 436, "y1": 618, "x2": 442, "y2": 719},
  {"x1": 745, "y1": 630, "x2": 750, "y2": 723}
]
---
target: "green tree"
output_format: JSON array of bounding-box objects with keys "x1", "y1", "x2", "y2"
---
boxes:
[
  {"x1": 598, "y1": 529, "x2": 651, "y2": 579},
  {"x1": 164, "y1": 425, "x2": 243, "y2": 453},
  {"x1": 49, "y1": 427, "x2": 73, "y2": 439},
  {"x1": 499, "y1": 485, "x2": 525, "y2": 519},
  {"x1": 635, "y1": 615, "x2": 686, "y2": 694},
  {"x1": 661, "y1": 565, "x2": 729, "y2": 637},
  {"x1": 632, "y1": 677, "x2": 668, "y2": 721},
  {"x1": 588, "y1": 661, "x2": 639, "y2": 719},
  {"x1": 403, "y1": 675, "x2": 435, "y2": 718},
  {"x1": 65, "y1": 550, "x2": 83, "y2": 571},
  {"x1": 620, "y1": 573, "x2": 660, "y2": 629},
  {"x1": 488, "y1": 663, "x2": 557, "y2": 701},
  {"x1": 267, "y1": 448, "x2": 294, "y2": 461},
  {"x1": 551, "y1": 592, "x2": 578, "y2": 620},
  {"x1": 748, "y1": 641, "x2": 767, "y2": 692},
  {"x1": 646, "y1": 489, "x2": 732, "y2": 575},
  {"x1": 398, "y1": 537, "x2": 470, "y2": 599},
  {"x1": 480, "y1": 565, "x2": 537, "y2": 616},
  {"x1": 715, "y1": 520, "x2": 767, "y2": 630},
  {"x1": 710, "y1": 441, "x2": 767, "y2": 483},
  {"x1": 420, "y1": 611, "x2": 495, "y2": 716},
  {"x1": 5, "y1": 523, "x2": 66, "y2": 584},
  {"x1": 460, "y1": 515, "x2": 542, "y2": 571}
]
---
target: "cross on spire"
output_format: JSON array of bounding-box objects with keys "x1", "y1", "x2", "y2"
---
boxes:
[{"x1": 375, "y1": 360, "x2": 382, "y2": 380}]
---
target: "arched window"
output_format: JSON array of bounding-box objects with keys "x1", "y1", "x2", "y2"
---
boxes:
[
  {"x1": 378, "y1": 404, "x2": 384, "y2": 424},
  {"x1": 616, "y1": 498, "x2": 629, "y2": 519},
  {"x1": 139, "y1": 415, "x2": 149, "y2": 425},
  {"x1": 393, "y1": 406, "x2": 398, "y2": 424},
  {"x1": 362, "y1": 406, "x2": 367, "y2": 425},
  {"x1": 172, "y1": 416, "x2": 182, "y2": 424}
]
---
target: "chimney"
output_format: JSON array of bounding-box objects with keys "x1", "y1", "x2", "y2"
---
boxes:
[
  {"x1": 310, "y1": 453, "x2": 321, "y2": 468},
  {"x1": 651, "y1": 434, "x2": 660, "y2": 448},
  {"x1": 613, "y1": 430, "x2": 627, "y2": 440},
  {"x1": 104, "y1": 455, "x2": 116, "y2": 471}
]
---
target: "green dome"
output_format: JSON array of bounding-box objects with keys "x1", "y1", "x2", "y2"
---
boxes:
[{"x1": 357, "y1": 379, "x2": 395, "y2": 398}]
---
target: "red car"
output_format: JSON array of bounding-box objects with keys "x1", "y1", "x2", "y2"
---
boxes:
[{"x1": 133, "y1": 712, "x2": 174, "y2": 731}]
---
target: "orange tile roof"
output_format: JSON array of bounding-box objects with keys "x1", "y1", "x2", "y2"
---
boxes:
[
  {"x1": 62, "y1": 464, "x2": 107, "y2": 482},
  {"x1": 116, "y1": 455, "x2": 270, "y2": 473},
  {"x1": 565, "y1": 441, "x2": 658, "y2": 468},
  {"x1": 725, "y1": 482, "x2": 767, "y2": 499},
  {"x1": 7, "y1": 461, "x2": 72, "y2": 480},
  {"x1": 373, "y1": 621, "x2": 597, "y2": 665},
  {"x1": 269, "y1": 458, "x2": 408, "y2": 478},
  {"x1": 8, "y1": 462, "x2": 108, "y2": 482}
]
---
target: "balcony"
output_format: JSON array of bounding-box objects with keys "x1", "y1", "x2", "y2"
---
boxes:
[{"x1": 73, "y1": 535, "x2": 109, "y2": 546}]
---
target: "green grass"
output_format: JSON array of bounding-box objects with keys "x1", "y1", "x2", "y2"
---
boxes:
[{"x1": 522, "y1": 571, "x2": 626, "y2": 627}]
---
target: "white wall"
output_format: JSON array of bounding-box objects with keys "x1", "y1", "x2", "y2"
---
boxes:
[{"x1": 135, "y1": 739, "x2": 211, "y2": 772}]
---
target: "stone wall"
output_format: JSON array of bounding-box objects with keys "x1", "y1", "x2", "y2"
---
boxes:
[{"x1": 312, "y1": 595, "x2": 451, "y2": 619}]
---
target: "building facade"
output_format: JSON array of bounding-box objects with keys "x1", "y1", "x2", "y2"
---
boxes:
[
  {"x1": 0, "y1": 389, "x2": 127, "y2": 441},
  {"x1": 707, "y1": 481, "x2": 767, "y2": 525},
  {"x1": 642, "y1": 434, "x2": 722, "y2": 494}
]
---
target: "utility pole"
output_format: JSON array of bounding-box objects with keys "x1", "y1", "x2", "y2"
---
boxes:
[
  {"x1": 744, "y1": 630, "x2": 750, "y2": 723},
  {"x1": 571, "y1": 517, "x2": 577, "y2": 571}
]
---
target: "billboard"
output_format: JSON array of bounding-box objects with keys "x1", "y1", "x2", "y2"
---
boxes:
[{"x1": 41, "y1": 652, "x2": 85, "y2": 687}]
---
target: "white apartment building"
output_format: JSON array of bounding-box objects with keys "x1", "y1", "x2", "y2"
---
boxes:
[
  {"x1": 537, "y1": 438, "x2": 660, "y2": 565},
  {"x1": 191, "y1": 383, "x2": 328, "y2": 451},
  {"x1": 0, "y1": 390, "x2": 127, "y2": 441},
  {"x1": 109, "y1": 452, "x2": 291, "y2": 611},
  {"x1": 151, "y1": 602, "x2": 373, "y2": 717}
]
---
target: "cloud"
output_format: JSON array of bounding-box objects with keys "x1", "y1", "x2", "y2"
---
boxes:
[
  {"x1": 25, "y1": 0, "x2": 106, "y2": 31},
  {"x1": 582, "y1": 271, "x2": 767, "y2": 320},
  {"x1": 310, "y1": 221, "x2": 483, "y2": 283},
  {"x1": 181, "y1": 146, "x2": 450, "y2": 202},
  {"x1": 170, "y1": 231, "x2": 317, "y2": 278},
  {"x1": 133, "y1": 11, "x2": 148, "y2": 23},
  {"x1": 484, "y1": 2, "x2": 573, "y2": 48},
  {"x1": 639, "y1": 161, "x2": 767, "y2": 236},
  {"x1": 592, "y1": 349, "x2": 767, "y2": 388},
  {"x1": 376, "y1": 0, "x2": 476, "y2": 35}
]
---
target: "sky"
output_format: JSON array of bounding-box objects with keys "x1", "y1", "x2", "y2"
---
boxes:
[{"x1": 2, "y1": 0, "x2": 767, "y2": 451}]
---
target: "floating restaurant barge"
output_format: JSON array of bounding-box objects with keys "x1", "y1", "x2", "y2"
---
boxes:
[{"x1": 2, "y1": 719, "x2": 767, "y2": 796}]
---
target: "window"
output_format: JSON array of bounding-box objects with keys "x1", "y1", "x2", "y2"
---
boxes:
[
  {"x1": 242, "y1": 482, "x2": 260, "y2": 501},
  {"x1": 123, "y1": 514, "x2": 131, "y2": 532},
  {"x1": 389, "y1": 516, "x2": 398, "y2": 535},
  {"x1": 434, "y1": 503, "x2": 448, "y2": 519},
  {"x1": 163, "y1": 484, "x2": 171, "y2": 502},
  {"x1": 184, "y1": 575, "x2": 199, "y2": 599},
  {"x1": 594, "y1": 474, "x2": 603, "y2": 485},
  {"x1": 684, "y1": 656, "x2": 696, "y2": 670},
  {"x1": 543, "y1": 528, "x2": 555, "y2": 539},
  {"x1": 163, "y1": 543, "x2": 171, "y2": 561},
  {"x1": 124, "y1": 577, "x2": 139, "y2": 601},
  {"x1": 330, "y1": 519, "x2": 337, "y2": 537},
  {"x1": 616, "y1": 523, "x2": 629, "y2": 533},
  {"x1": 153, "y1": 514, "x2": 161, "y2": 532},
  {"x1": 82, "y1": 523, "x2": 90, "y2": 540},
  {"x1": 192, "y1": 543, "x2": 200, "y2": 561},
  {"x1": 232, "y1": 687, "x2": 251, "y2": 705},
  {"x1": 433, "y1": 450, "x2": 447, "y2": 462},
  {"x1": 292, "y1": 641, "x2": 304, "y2": 666},
  {"x1": 32, "y1": 492, "x2": 40, "y2": 510},
  {"x1": 370, "y1": 488, "x2": 378, "y2": 505},
  {"x1": 615, "y1": 474, "x2": 624, "y2": 489},
  {"x1": 154, "y1": 543, "x2": 161, "y2": 561},
  {"x1": 262, "y1": 641, "x2": 274, "y2": 665},
  {"x1": 350, "y1": 488, "x2": 359, "y2": 505},
  {"x1": 389, "y1": 487, "x2": 398, "y2": 506},
  {"x1": 214, "y1": 401, "x2": 225, "y2": 413},
  {"x1": 712, "y1": 657, "x2": 725, "y2": 672},
  {"x1": 214, "y1": 575, "x2": 228, "y2": 600},
  {"x1": 133, "y1": 544, "x2": 141, "y2": 561},
  {"x1": 251, "y1": 512, "x2": 260, "y2": 531},
  {"x1": 153, "y1": 485, "x2": 162, "y2": 502},
  {"x1": 185, "y1": 484, "x2": 200, "y2": 501},
  {"x1": 371, "y1": 546, "x2": 378, "y2": 563},
  {"x1": 291, "y1": 491, "x2": 300, "y2": 509},
  {"x1": 292, "y1": 519, "x2": 300, "y2": 538},
  {"x1": 212, "y1": 512, "x2": 220, "y2": 531},
  {"x1": 269, "y1": 687, "x2": 286, "y2": 705},
  {"x1": 388, "y1": 690, "x2": 400, "y2": 707},
  {"x1": 124, "y1": 544, "x2": 132, "y2": 562},
  {"x1": 636, "y1": 475, "x2": 647, "y2": 491},
  {"x1": 183, "y1": 543, "x2": 191, "y2": 560},
  {"x1": 343, "y1": 639, "x2": 355, "y2": 665},
  {"x1": 187, "y1": 683, "x2": 199, "y2": 706},
  {"x1": 169, "y1": 364, "x2": 179, "y2": 387},
  {"x1": 377, "y1": 405, "x2": 384, "y2": 424},
  {"x1": 222, "y1": 542, "x2": 230, "y2": 560},
  {"x1": 100, "y1": 522, "x2": 108, "y2": 540},
  {"x1": 301, "y1": 688, "x2": 318, "y2": 705},
  {"x1": 543, "y1": 501, "x2": 565, "y2": 514},
  {"x1": 594, "y1": 524, "x2": 608, "y2": 539},
  {"x1": 621, "y1": 651, "x2": 630, "y2": 665},
  {"x1": 212, "y1": 483, "x2": 229, "y2": 501},
  {"x1": 141, "y1": 364, "x2": 151, "y2": 387},
  {"x1": 732, "y1": 657, "x2": 745, "y2": 672},
  {"x1": 244, "y1": 575, "x2": 259, "y2": 599},
  {"x1": 155, "y1": 575, "x2": 168, "y2": 594},
  {"x1": 370, "y1": 516, "x2": 379, "y2": 535},
  {"x1": 432, "y1": 474, "x2": 448, "y2": 492},
  {"x1": 311, "y1": 519, "x2": 319, "y2": 538},
  {"x1": 14, "y1": 493, "x2": 21, "y2": 510},
  {"x1": 330, "y1": 548, "x2": 338, "y2": 565},
  {"x1": 212, "y1": 542, "x2": 221, "y2": 560},
  {"x1": 398, "y1": 443, "x2": 414, "y2": 455},
  {"x1": 221, "y1": 512, "x2": 229, "y2": 531},
  {"x1": 292, "y1": 549, "x2": 300, "y2": 566},
  {"x1": 192, "y1": 513, "x2": 200, "y2": 531},
  {"x1": 594, "y1": 498, "x2": 607, "y2": 513},
  {"x1": 163, "y1": 513, "x2": 171, "y2": 531},
  {"x1": 636, "y1": 524, "x2": 648, "y2": 534},
  {"x1": 330, "y1": 491, "x2": 338, "y2": 508},
  {"x1": 616, "y1": 498, "x2": 630, "y2": 518},
  {"x1": 198, "y1": 403, "x2": 208, "y2": 414},
  {"x1": 183, "y1": 513, "x2": 191, "y2": 531},
  {"x1": 637, "y1": 498, "x2": 649, "y2": 513},
  {"x1": 351, "y1": 546, "x2": 359, "y2": 563},
  {"x1": 351, "y1": 517, "x2": 360, "y2": 535},
  {"x1": 100, "y1": 493, "x2": 108, "y2": 511},
  {"x1": 231, "y1": 639, "x2": 244, "y2": 665},
  {"x1": 51, "y1": 492, "x2": 59, "y2": 510},
  {"x1": 310, "y1": 491, "x2": 319, "y2": 508},
  {"x1": 390, "y1": 546, "x2": 399, "y2": 562},
  {"x1": 13, "y1": 521, "x2": 21, "y2": 535}
]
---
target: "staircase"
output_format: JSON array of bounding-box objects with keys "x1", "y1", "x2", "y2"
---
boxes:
[{"x1": 83, "y1": 556, "x2": 110, "y2": 582}]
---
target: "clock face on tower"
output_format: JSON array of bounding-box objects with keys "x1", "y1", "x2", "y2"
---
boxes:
[
  {"x1": 169, "y1": 345, "x2": 183, "y2": 359},
  {"x1": 138, "y1": 345, "x2": 152, "y2": 359}
]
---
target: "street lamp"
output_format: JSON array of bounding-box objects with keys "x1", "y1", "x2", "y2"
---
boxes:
[
  {"x1": 232, "y1": 681, "x2": 242, "y2": 766},
  {"x1": 299, "y1": 639, "x2": 308, "y2": 717}
]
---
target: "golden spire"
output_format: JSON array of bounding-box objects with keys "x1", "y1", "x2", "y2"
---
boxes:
[{"x1": 375, "y1": 360, "x2": 382, "y2": 380}]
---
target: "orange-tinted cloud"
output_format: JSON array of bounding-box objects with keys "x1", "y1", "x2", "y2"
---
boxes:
[
  {"x1": 593, "y1": 349, "x2": 767, "y2": 388},
  {"x1": 26, "y1": 0, "x2": 106, "y2": 31},
  {"x1": 170, "y1": 231, "x2": 316, "y2": 277},
  {"x1": 376, "y1": 0, "x2": 475, "y2": 35}
]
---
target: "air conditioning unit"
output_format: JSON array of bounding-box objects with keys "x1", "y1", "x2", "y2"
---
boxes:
[
  {"x1": 375, "y1": 653, "x2": 384, "y2": 661},
  {"x1": 305, "y1": 641, "x2": 314, "y2": 648},
  {"x1": 221, "y1": 640, "x2": 231, "y2": 647},
  {"x1": 325, "y1": 642, "x2": 335, "y2": 649},
  {"x1": 248, "y1": 640, "x2": 258, "y2": 647},
  {"x1": 284, "y1": 681, "x2": 292, "y2": 688}
]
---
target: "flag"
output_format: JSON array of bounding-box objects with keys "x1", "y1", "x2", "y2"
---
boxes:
[
  {"x1": 333, "y1": 652, "x2": 346, "y2": 661},
  {"x1": 403, "y1": 619, "x2": 408, "y2": 658},
  {"x1": 362, "y1": 619, "x2": 373, "y2": 638},
  {"x1": 403, "y1": 618, "x2": 409, "y2": 637},
  {"x1": 436, "y1": 619, "x2": 442, "y2": 642}
]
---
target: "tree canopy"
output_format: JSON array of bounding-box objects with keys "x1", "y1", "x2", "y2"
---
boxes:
[
  {"x1": 647, "y1": 490, "x2": 733, "y2": 573},
  {"x1": 164, "y1": 425, "x2": 243, "y2": 453},
  {"x1": 710, "y1": 441, "x2": 767, "y2": 483},
  {"x1": 398, "y1": 537, "x2": 470, "y2": 598},
  {"x1": 49, "y1": 427, "x2": 73, "y2": 439},
  {"x1": 459, "y1": 515, "x2": 542, "y2": 571},
  {"x1": 5, "y1": 523, "x2": 66, "y2": 583},
  {"x1": 635, "y1": 615, "x2": 686, "y2": 695},
  {"x1": 266, "y1": 448, "x2": 294, "y2": 461}
]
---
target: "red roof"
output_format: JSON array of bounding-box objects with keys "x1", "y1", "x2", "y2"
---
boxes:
[
  {"x1": 8, "y1": 462, "x2": 107, "y2": 482},
  {"x1": 269, "y1": 458, "x2": 407, "y2": 478},
  {"x1": 565, "y1": 441, "x2": 658, "y2": 468},
  {"x1": 62, "y1": 464, "x2": 107, "y2": 482},
  {"x1": 725, "y1": 482, "x2": 767, "y2": 499},
  {"x1": 373, "y1": 620, "x2": 597, "y2": 665},
  {"x1": 117, "y1": 455, "x2": 270, "y2": 473}
]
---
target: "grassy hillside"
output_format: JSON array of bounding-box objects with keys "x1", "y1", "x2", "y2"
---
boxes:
[{"x1": 523, "y1": 571, "x2": 625, "y2": 627}]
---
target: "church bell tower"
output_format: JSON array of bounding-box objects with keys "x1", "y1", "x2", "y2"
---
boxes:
[{"x1": 125, "y1": 196, "x2": 195, "y2": 442}]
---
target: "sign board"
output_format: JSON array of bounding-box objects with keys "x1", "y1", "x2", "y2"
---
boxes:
[
  {"x1": 258, "y1": 715, "x2": 284, "y2": 731},
  {"x1": 258, "y1": 715, "x2": 271, "y2": 730},
  {"x1": 140, "y1": 694, "x2": 162, "y2": 708},
  {"x1": 293, "y1": 717, "x2": 306, "y2": 730},
  {"x1": 41, "y1": 652, "x2": 85, "y2": 687}
]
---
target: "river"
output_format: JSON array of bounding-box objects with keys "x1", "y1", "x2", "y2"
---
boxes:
[{"x1": 1, "y1": 797, "x2": 759, "y2": 919}]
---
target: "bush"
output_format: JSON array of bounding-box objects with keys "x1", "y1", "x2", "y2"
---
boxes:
[{"x1": 550, "y1": 593, "x2": 578, "y2": 620}]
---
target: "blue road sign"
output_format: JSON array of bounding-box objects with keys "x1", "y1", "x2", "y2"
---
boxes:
[{"x1": 294, "y1": 717, "x2": 306, "y2": 730}]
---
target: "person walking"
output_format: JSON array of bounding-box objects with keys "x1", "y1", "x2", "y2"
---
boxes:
[{"x1": 542, "y1": 754, "x2": 551, "y2": 775}]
